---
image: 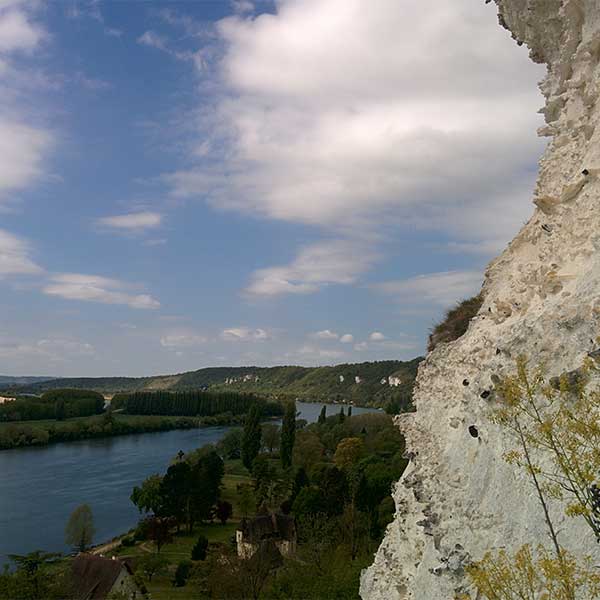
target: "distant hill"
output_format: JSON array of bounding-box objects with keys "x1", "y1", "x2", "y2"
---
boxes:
[
  {"x1": 3, "y1": 359, "x2": 423, "y2": 408},
  {"x1": 0, "y1": 375, "x2": 56, "y2": 386}
]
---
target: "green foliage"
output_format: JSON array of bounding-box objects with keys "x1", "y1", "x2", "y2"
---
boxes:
[
  {"x1": 191, "y1": 535, "x2": 209, "y2": 561},
  {"x1": 137, "y1": 553, "x2": 169, "y2": 582},
  {"x1": 217, "y1": 427, "x2": 243, "y2": 459},
  {"x1": 318, "y1": 405, "x2": 327, "y2": 424},
  {"x1": 242, "y1": 404, "x2": 262, "y2": 470},
  {"x1": 280, "y1": 402, "x2": 296, "y2": 468},
  {"x1": 65, "y1": 504, "x2": 95, "y2": 552},
  {"x1": 261, "y1": 423, "x2": 280, "y2": 454},
  {"x1": 215, "y1": 500, "x2": 233, "y2": 525},
  {"x1": 427, "y1": 293, "x2": 483, "y2": 352},
  {"x1": 173, "y1": 560, "x2": 192, "y2": 587},
  {"x1": 131, "y1": 474, "x2": 163, "y2": 515},
  {"x1": 0, "y1": 389, "x2": 104, "y2": 423},
  {"x1": 118, "y1": 390, "x2": 283, "y2": 418}
]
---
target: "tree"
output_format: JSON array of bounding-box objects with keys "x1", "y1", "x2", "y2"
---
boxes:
[
  {"x1": 55, "y1": 400, "x2": 65, "y2": 421},
  {"x1": 333, "y1": 437, "x2": 365, "y2": 470},
  {"x1": 338, "y1": 406, "x2": 345, "y2": 423},
  {"x1": 160, "y1": 462, "x2": 191, "y2": 529},
  {"x1": 347, "y1": 406, "x2": 352, "y2": 417},
  {"x1": 216, "y1": 500, "x2": 233, "y2": 525},
  {"x1": 238, "y1": 484, "x2": 256, "y2": 518},
  {"x1": 130, "y1": 474, "x2": 163, "y2": 515},
  {"x1": 65, "y1": 504, "x2": 95, "y2": 552},
  {"x1": 317, "y1": 405, "x2": 327, "y2": 425},
  {"x1": 173, "y1": 560, "x2": 192, "y2": 587},
  {"x1": 292, "y1": 432, "x2": 324, "y2": 472},
  {"x1": 143, "y1": 515, "x2": 174, "y2": 553},
  {"x1": 262, "y1": 423, "x2": 280, "y2": 454},
  {"x1": 191, "y1": 535, "x2": 209, "y2": 561},
  {"x1": 280, "y1": 402, "x2": 296, "y2": 468},
  {"x1": 137, "y1": 553, "x2": 168, "y2": 582},
  {"x1": 217, "y1": 428, "x2": 243, "y2": 459},
  {"x1": 242, "y1": 404, "x2": 262, "y2": 470}
]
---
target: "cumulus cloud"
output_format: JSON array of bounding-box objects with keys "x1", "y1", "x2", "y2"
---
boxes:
[
  {"x1": 245, "y1": 239, "x2": 377, "y2": 297},
  {"x1": 221, "y1": 327, "x2": 270, "y2": 341},
  {"x1": 374, "y1": 270, "x2": 482, "y2": 307},
  {"x1": 0, "y1": 6, "x2": 44, "y2": 52},
  {"x1": 369, "y1": 331, "x2": 386, "y2": 341},
  {"x1": 0, "y1": 229, "x2": 42, "y2": 277},
  {"x1": 311, "y1": 329, "x2": 338, "y2": 340},
  {"x1": 165, "y1": 0, "x2": 544, "y2": 253},
  {"x1": 0, "y1": 337, "x2": 94, "y2": 362},
  {"x1": 43, "y1": 273, "x2": 160, "y2": 310},
  {"x1": 97, "y1": 211, "x2": 163, "y2": 232},
  {"x1": 340, "y1": 333, "x2": 354, "y2": 344}
]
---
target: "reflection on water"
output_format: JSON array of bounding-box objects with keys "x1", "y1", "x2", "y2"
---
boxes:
[{"x1": 0, "y1": 401, "x2": 378, "y2": 563}]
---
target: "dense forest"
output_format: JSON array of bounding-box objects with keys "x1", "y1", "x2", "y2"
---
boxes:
[
  {"x1": 4, "y1": 358, "x2": 422, "y2": 409},
  {"x1": 0, "y1": 389, "x2": 104, "y2": 422},
  {"x1": 115, "y1": 391, "x2": 283, "y2": 418}
]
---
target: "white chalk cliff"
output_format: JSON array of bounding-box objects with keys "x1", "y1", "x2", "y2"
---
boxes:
[{"x1": 361, "y1": 1, "x2": 600, "y2": 598}]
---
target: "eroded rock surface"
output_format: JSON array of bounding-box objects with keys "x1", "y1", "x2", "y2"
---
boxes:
[{"x1": 361, "y1": 1, "x2": 600, "y2": 598}]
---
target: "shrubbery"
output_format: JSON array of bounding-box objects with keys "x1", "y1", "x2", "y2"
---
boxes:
[{"x1": 427, "y1": 293, "x2": 483, "y2": 352}]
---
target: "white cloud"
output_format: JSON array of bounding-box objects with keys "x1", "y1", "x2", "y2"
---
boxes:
[
  {"x1": 0, "y1": 229, "x2": 42, "y2": 278},
  {"x1": 374, "y1": 270, "x2": 482, "y2": 307},
  {"x1": 97, "y1": 211, "x2": 163, "y2": 232},
  {"x1": 43, "y1": 273, "x2": 160, "y2": 310},
  {"x1": 0, "y1": 337, "x2": 94, "y2": 362},
  {"x1": 160, "y1": 331, "x2": 207, "y2": 348},
  {"x1": 311, "y1": 329, "x2": 338, "y2": 340},
  {"x1": 354, "y1": 342, "x2": 368, "y2": 352},
  {"x1": 221, "y1": 327, "x2": 270, "y2": 341},
  {"x1": 297, "y1": 344, "x2": 344, "y2": 360},
  {"x1": 138, "y1": 30, "x2": 169, "y2": 52},
  {"x1": 245, "y1": 239, "x2": 377, "y2": 297},
  {"x1": 164, "y1": 0, "x2": 544, "y2": 254},
  {"x1": 0, "y1": 7, "x2": 44, "y2": 53},
  {"x1": 369, "y1": 331, "x2": 386, "y2": 341},
  {"x1": 340, "y1": 333, "x2": 354, "y2": 344}
]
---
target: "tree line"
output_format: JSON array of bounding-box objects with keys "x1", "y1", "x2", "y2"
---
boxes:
[
  {"x1": 0, "y1": 389, "x2": 104, "y2": 423},
  {"x1": 114, "y1": 390, "x2": 283, "y2": 418}
]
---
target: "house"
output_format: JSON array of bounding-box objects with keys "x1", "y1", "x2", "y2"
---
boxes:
[
  {"x1": 380, "y1": 378, "x2": 388, "y2": 385},
  {"x1": 236, "y1": 513, "x2": 297, "y2": 559},
  {"x1": 355, "y1": 376, "x2": 362, "y2": 384},
  {"x1": 389, "y1": 376, "x2": 402, "y2": 387},
  {"x1": 339, "y1": 375, "x2": 345, "y2": 383},
  {"x1": 71, "y1": 554, "x2": 144, "y2": 600},
  {"x1": 0, "y1": 396, "x2": 15, "y2": 404}
]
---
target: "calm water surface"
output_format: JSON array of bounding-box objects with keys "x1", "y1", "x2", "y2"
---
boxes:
[{"x1": 0, "y1": 402, "x2": 378, "y2": 563}]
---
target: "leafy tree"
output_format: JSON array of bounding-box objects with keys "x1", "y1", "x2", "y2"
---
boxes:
[
  {"x1": 317, "y1": 405, "x2": 327, "y2": 425},
  {"x1": 338, "y1": 406, "x2": 345, "y2": 423},
  {"x1": 173, "y1": 560, "x2": 192, "y2": 587},
  {"x1": 65, "y1": 504, "x2": 95, "y2": 552},
  {"x1": 347, "y1": 406, "x2": 352, "y2": 417},
  {"x1": 262, "y1": 423, "x2": 280, "y2": 454},
  {"x1": 292, "y1": 432, "x2": 324, "y2": 472},
  {"x1": 242, "y1": 404, "x2": 262, "y2": 470},
  {"x1": 217, "y1": 427, "x2": 243, "y2": 459},
  {"x1": 333, "y1": 437, "x2": 365, "y2": 470},
  {"x1": 160, "y1": 462, "x2": 191, "y2": 529},
  {"x1": 191, "y1": 535, "x2": 209, "y2": 561},
  {"x1": 280, "y1": 402, "x2": 296, "y2": 468},
  {"x1": 238, "y1": 484, "x2": 256, "y2": 518},
  {"x1": 143, "y1": 515, "x2": 174, "y2": 553},
  {"x1": 291, "y1": 467, "x2": 309, "y2": 502},
  {"x1": 55, "y1": 400, "x2": 65, "y2": 421},
  {"x1": 292, "y1": 487, "x2": 324, "y2": 518},
  {"x1": 130, "y1": 474, "x2": 163, "y2": 515},
  {"x1": 137, "y1": 553, "x2": 169, "y2": 582},
  {"x1": 216, "y1": 500, "x2": 233, "y2": 525},
  {"x1": 319, "y1": 466, "x2": 348, "y2": 516},
  {"x1": 7, "y1": 551, "x2": 61, "y2": 576}
]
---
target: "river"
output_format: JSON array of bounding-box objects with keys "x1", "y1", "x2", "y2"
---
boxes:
[{"x1": 0, "y1": 401, "x2": 379, "y2": 564}]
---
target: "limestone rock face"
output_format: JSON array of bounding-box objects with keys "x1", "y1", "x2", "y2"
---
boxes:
[{"x1": 361, "y1": 1, "x2": 600, "y2": 598}]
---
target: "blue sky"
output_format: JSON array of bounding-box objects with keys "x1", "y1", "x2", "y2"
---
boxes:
[{"x1": 0, "y1": 0, "x2": 545, "y2": 376}]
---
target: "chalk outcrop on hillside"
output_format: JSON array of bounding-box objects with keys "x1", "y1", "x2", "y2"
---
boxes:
[{"x1": 361, "y1": 1, "x2": 600, "y2": 597}]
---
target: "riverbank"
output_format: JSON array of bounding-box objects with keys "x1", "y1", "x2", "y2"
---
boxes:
[{"x1": 0, "y1": 412, "x2": 245, "y2": 451}]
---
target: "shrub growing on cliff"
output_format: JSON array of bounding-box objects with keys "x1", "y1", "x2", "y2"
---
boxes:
[
  {"x1": 466, "y1": 357, "x2": 600, "y2": 599},
  {"x1": 427, "y1": 293, "x2": 483, "y2": 352}
]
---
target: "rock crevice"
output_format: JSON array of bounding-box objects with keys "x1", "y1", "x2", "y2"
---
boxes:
[{"x1": 361, "y1": 1, "x2": 600, "y2": 598}]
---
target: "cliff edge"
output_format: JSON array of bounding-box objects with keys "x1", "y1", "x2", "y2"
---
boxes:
[{"x1": 361, "y1": 1, "x2": 600, "y2": 598}]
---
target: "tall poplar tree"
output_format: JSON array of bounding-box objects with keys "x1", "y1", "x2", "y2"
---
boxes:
[
  {"x1": 280, "y1": 402, "x2": 296, "y2": 468},
  {"x1": 242, "y1": 403, "x2": 262, "y2": 470},
  {"x1": 317, "y1": 405, "x2": 327, "y2": 424}
]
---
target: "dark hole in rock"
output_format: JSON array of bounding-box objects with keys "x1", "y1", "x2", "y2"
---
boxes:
[
  {"x1": 462, "y1": 379, "x2": 469, "y2": 386},
  {"x1": 583, "y1": 169, "x2": 590, "y2": 176},
  {"x1": 469, "y1": 425, "x2": 479, "y2": 438},
  {"x1": 480, "y1": 390, "x2": 491, "y2": 399},
  {"x1": 496, "y1": 348, "x2": 501, "y2": 355}
]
